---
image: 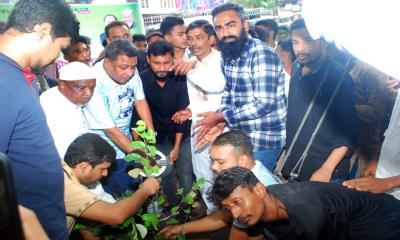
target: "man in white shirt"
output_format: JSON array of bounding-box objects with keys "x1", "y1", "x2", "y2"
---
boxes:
[
  {"x1": 173, "y1": 19, "x2": 226, "y2": 214},
  {"x1": 40, "y1": 61, "x2": 96, "y2": 158},
  {"x1": 84, "y1": 39, "x2": 154, "y2": 196}
]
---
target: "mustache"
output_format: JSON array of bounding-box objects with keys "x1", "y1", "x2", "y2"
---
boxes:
[{"x1": 221, "y1": 35, "x2": 239, "y2": 42}]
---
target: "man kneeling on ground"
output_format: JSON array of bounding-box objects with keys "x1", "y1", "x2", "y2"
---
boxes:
[
  {"x1": 211, "y1": 167, "x2": 400, "y2": 240},
  {"x1": 63, "y1": 133, "x2": 160, "y2": 233},
  {"x1": 160, "y1": 130, "x2": 279, "y2": 239}
]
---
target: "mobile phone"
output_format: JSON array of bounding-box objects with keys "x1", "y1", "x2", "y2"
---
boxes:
[{"x1": 0, "y1": 153, "x2": 24, "y2": 239}]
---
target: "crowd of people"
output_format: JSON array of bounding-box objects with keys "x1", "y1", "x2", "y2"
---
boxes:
[{"x1": 1, "y1": 0, "x2": 400, "y2": 239}]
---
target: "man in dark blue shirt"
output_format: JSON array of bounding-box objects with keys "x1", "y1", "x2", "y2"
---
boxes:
[
  {"x1": 140, "y1": 40, "x2": 192, "y2": 206},
  {"x1": 0, "y1": 0, "x2": 79, "y2": 239}
]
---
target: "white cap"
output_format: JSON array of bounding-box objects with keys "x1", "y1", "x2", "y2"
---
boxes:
[{"x1": 59, "y1": 62, "x2": 96, "y2": 81}]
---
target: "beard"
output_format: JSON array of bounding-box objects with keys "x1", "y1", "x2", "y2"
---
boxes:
[
  {"x1": 151, "y1": 69, "x2": 174, "y2": 81},
  {"x1": 217, "y1": 28, "x2": 248, "y2": 60}
]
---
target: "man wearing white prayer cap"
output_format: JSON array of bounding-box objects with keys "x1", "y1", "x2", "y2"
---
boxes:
[{"x1": 40, "y1": 61, "x2": 96, "y2": 158}]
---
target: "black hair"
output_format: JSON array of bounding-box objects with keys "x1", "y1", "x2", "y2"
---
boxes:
[
  {"x1": 211, "y1": 129, "x2": 253, "y2": 156},
  {"x1": 103, "y1": 14, "x2": 117, "y2": 23},
  {"x1": 160, "y1": 16, "x2": 185, "y2": 35},
  {"x1": 132, "y1": 33, "x2": 146, "y2": 42},
  {"x1": 255, "y1": 19, "x2": 278, "y2": 40},
  {"x1": 147, "y1": 40, "x2": 174, "y2": 58},
  {"x1": 146, "y1": 29, "x2": 164, "y2": 42},
  {"x1": 210, "y1": 167, "x2": 260, "y2": 204},
  {"x1": 105, "y1": 21, "x2": 130, "y2": 39},
  {"x1": 5, "y1": 0, "x2": 79, "y2": 41},
  {"x1": 253, "y1": 26, "x2": 269, "y2": 43},
  {"x1": 0, "y1": 20, "x2": 6, "y2": 34},
  {"x1": 61, "y1": 35, "x2": 91, "y2": 55},
  {"x1": 211, "y1": 2, "x2": 246, "y2": 22},
  {"x1": 186, "y1": 19, "x2": 216, "y2": 37},
  {"x1": 277, "y1": 38, "x2": 296, "y2": 61},
  {"x1": 64, "y1": 133, "x2": 116, "y2": 168},
  {"x1": 105, "y1": 39, "x2": 138, "y2": 61},
  {"x1": 290, "y1": 18, "x2": 307, "y2": 33}
]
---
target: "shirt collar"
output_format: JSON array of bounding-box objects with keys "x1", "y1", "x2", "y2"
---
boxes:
[
  {"x1": 0, "y1": 53, "x2": 36, "y2": 86},
  {"x1": 62, "y1": 161, "x2": 80, "y2": 184}
]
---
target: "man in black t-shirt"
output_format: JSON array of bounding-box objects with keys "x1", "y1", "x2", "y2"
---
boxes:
[
  {"x1": 139, "y1": 40, "x2": 193, "y2": 206},
  {"x1": 211, "y1": 167, "x2": 400, "y2": 240}
]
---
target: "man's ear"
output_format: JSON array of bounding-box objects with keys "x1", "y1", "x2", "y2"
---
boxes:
[
  {"x1": 237, "y1": 154, "x2": 248, "y2": 167},
  {"x1": 253, "y1": 182, "x2": 267, "y2": 198},
  {"x1": 164, "y1": 34, "x2": 171, "y2": 42},
  {"x1": 74, "y1": 162, "x2": 91, "y2": 174},
  {"x1": 33, "y1": 23, "x2": 52, "y2": 41},
  {"x1": 243, "y1": 20, "x2": 249, "y2": 33}
]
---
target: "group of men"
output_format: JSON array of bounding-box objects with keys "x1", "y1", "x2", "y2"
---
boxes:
[{"x1": 1, "y1": 0, "x2": 400, "y2": 239}]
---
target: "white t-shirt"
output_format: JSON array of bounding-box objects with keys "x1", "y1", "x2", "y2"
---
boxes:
[
  {"x1": 376, "y1": 91, "x2": 400, "y2": 200},
  {"x1": 84, "y1": 61, "x2": 145, "y2": 159},
  {"x1": 40, "y1": 87, "x2": 90, "y2": 158}
]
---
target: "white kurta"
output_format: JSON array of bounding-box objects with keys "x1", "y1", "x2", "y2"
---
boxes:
[
  {"x1": 187, "y1": 49, "x2": 226, "y2": 214},
  {"x1": 40, "y1": 87, "x2": 90, "y2": 158}
]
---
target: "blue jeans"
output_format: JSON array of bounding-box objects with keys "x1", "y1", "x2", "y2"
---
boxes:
[
  {"x1": 253, "y1": 148, "x2": 282, "y2": 172},
  {"x1": 158, "y1": 137, "x2": 193, "y2": 206},
  {"x1": 101, "y1": 158, "x2": 141, "y2": 196}
]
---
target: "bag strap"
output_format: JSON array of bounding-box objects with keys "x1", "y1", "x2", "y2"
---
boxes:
[{"x1": 276, "y1": 61, "x2": 332, "y2": 178}]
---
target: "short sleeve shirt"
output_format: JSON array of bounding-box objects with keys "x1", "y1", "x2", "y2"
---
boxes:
[
  {"x1": 63, "y1": 162, "x2": 99, "y2": 232},
  {"x1": 84, "y1": 61, "x2": 145, "y2": 158}
]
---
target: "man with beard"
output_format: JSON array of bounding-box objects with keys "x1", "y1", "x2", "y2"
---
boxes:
[
  {"x1": 41, "y1": 62, "x2": 96, "y2": 158},
  {"x1": 0, "y1": 0, "x2": 79, "y2": 238},
  {"x1": 280, "y1": 19, "x2": 357, "y2": 182},
  {"x1": 196, "y1": 3, "x2": 287, "y2": 171},
  {"x1": 84, "y1": 39, "x2": 154, "y2": 196},
  {"x1": 139, "y1": 40, "x2": 193, "y2": 206}
]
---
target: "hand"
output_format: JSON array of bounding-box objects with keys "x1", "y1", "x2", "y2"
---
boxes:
[
  {"x1": 159, "y1": 224, "x2": 185, "y2": 239},
  {"x1": 309, "y1": 167, "x2": 333, "y2": 182},
  {"x1": 171, "y1": 59, "x2": 196, "y2": 75},
  {"x1": 195, "y1": 122, "x2": 225, "y2": 149},
  {"x1": 386, "y1": 78, "x2": 399, "y2": 95},
  {"x1": 364, "y1": 159, "x2": 378, "y2": 178},
  {"x1": 169, "y1": 147, "x2": 180, "y2": 164},
  {"x1": 141, "y1": 177, "x2": 160, "y2": 196},
  {"x1": 342, "y1": 177, "x2": 392, "y2": 194},
  {"x1": 172, "y1": 109, "x2": 192, "y2": 124},
  {"x1": 193, "y1": 111, "x2": 224, "y2": 139}
]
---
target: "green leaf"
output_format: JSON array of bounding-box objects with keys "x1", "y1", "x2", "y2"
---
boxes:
[
  {"x1": 157, "y1": 233, "x2": 165, "y2": 240},
  {"x1": 171, "y1": 206, "x2": 179, "y2": 215},
  {"x1": 184, "y1": 194, "x2": 194, "y2": 205},
  {"x1": 147, "y1": 145, "x2": 157, "y2": 157},
  {"x1": 91, "y1": 226, "x2": 102, "y2": 235},
  {"x1": 157, "y1": 195, "x2": 166, "y2": 205},
  {"x1": 193, "y1": 177, "x2": 205, "y2": 190},
  {"x1": 73, "y1": 223, "x2": 88, "y2": 231},
  {"x1": 136, "y1": 120, "x2": 146, "y2": 127},
  {"x1": 177, "y1": 232, "x2": 186, "y2": 240},
  {"x1": 152, "y1": 165, "x2": 160, "y2": 174},
  {"x1": 129, "y1": 141, "x2": 146, "y2": 150},
  {"x1": 121, "y1": 217, "x2": 134, "y2": 228},
  {"x1": 166, "y1": 218, "x2": 179, "y2": 225},
  {"x1": 144, "y1": 165, "x2": 152, "y2": 177},
  {"x1": 141, "y1": 213, "x2": 159, "y2": 230},
  {"x1": 176, "y1": 188, "x2": 184, "y2": 195},
  {"x1": 125, "y1": 153, "x2": 145, "y2": 162}
]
